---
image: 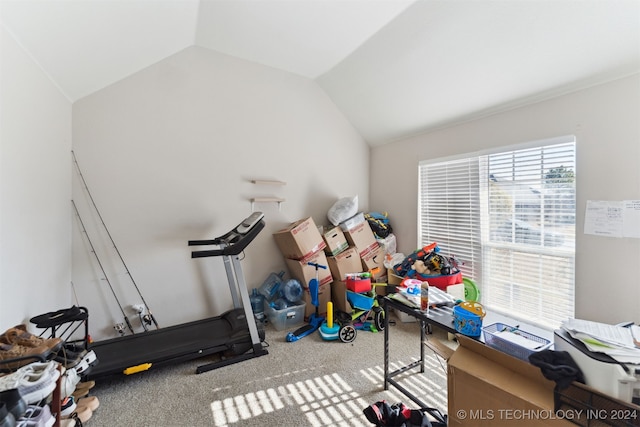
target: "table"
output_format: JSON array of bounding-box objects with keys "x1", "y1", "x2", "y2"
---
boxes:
[
  {"x1": 382, "y1": 292, "x2": 555, "y2": 409},
  {"x1": 382, "y1": 294, "x2": 461, "y2": 408}
]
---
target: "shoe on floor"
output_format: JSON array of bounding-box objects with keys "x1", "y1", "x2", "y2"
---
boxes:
[
  {"x1": 62, "y1": 405, "x2": 91, "y2": 424},
  {"x1": 60, "y1": 396, "x2": 76, "y2": 418},
  {"x1": 76, "y1": 396, "x2": 98, "y2": 412},
  {"x1": 0, "y1": 389, "x2": 26, "y2": 421},
  {"x1": 0, "y1": 344, "x2": 51, "y2": 371},
  {"x1": 17, "y1": 404, "x2": 54, "y2": 427},
  {"x1": 0, "y1": 326, "x2": 62, "y2": 354},
  {"x1": 70, "y1": 388, "x2": 88, "y2": 401},
  {"x1": 74, "y1": 381, "x2": 94, "y2": 391},
  {"x1": 70, "y1": 380, "x2": 95, "y2": 401},
  {"x1": 60, "y1": 415, "x2": 82, "y2": 427}
]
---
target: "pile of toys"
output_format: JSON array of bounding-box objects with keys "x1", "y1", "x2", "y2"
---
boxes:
[{"x1": 391, "y1": 243, "x2": 463, "y2": 291}]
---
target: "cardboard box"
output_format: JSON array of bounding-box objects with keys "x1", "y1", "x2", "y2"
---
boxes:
[
  {"x1": 322, "y1": 226, "x2": 349, "y2": 256},
  {"x1": 302, "y1": 282, "x2": 331, "y2": 319},
  {"x1": 447, "y1": 335, "x2": 573, "y2": 426},
  {"x1": 387, "y1": 269, "x2": 404, "y2": 286},
  {"x1": 343, "y1": 221, "x2": 377, "y2": 256},
  {"x1": 273, "y1": 217, "x2": 326, "y2": 261},
  {"x1": 285, "y1": 250, "x2": 333, "y2": 289},
  {"x1": 360, "y1": 243, "x2": 385, "y2": 278},
  {"x1": 327, "y1": 247, "x2": 363, "y2": 281},
  {"x1": 331, "y1": 280, "x2": 352, "y2": 314}
]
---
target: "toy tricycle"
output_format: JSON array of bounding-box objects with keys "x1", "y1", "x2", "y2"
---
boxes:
[{"x1": 319, "y1": 281, "x2": 386, "y2": 344}]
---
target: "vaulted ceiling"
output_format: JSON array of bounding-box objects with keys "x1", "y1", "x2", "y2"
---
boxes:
[{"x1": 2, "y1": 0, "x2": 639, "y2": 146}]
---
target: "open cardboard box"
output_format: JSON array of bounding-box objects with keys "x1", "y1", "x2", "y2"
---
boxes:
[{"x1": 441, "y1": 335, "x2": 573, "y2": 426}]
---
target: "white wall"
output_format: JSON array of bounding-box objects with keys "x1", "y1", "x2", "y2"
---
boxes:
[
  {"x1": 71, "y1": 46, "x2": 369, "y2": 340},
  {"x1": 0, "y1": 25, "x2": 72, "y2": 331},
  {"x1": 370, "y1": 74, "x2": 640, "y2": 326}
]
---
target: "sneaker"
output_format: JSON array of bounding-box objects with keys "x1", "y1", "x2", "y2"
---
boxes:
[
  {"x1": 0, "y1": 368, "x2": 60, "y2": 405},
  {"x1": 0, "y1": 326, "x2": 62, "y2": 353},
  {"x1": 54, "y1": 349, "x2": 96, "y2": 371},
  {"x1": 81, "y1": 351, "x2": 96, "y2": 367},
  {"x1": 60, "y1": 396, "x2": 76, "y2": 417},
  {"x1": 18, "y1": 404, "x2": 54, "y2": 427},
  {"x1": 0, "y1": 388, "x2": 27, "y2": 420},
  {"x1": 67, "y1": 359, "x2": 89, "y2": 377},
  {"x1": 17, "y1": 362, "x2": 58, "y2": 377},
  {"x1": 59, "y1": 367, "x2": 80, "y2": 398},
  {"x1": 0, "y1": 343, "x2": 51, "y2": 371}
]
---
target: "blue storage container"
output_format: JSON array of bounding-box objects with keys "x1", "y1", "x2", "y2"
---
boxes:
[{"x1": 453, "y1": 304, "x2": 483, "y2": 337}]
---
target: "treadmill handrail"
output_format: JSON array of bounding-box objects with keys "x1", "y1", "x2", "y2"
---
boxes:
[
  {"x1": 190, "y1": 220, "x2": 265, "y2": 257},
  {"x1": 187, "y1": 237, "x2": 224, "y2": 246}
]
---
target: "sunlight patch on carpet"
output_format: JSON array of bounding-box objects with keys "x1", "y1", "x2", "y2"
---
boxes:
[
  {"x1": 210, "y1": 371, "x2": 373, "y2": 426},
  {"x1": 209, "y1": 359, "x2": 447, "y2": 427}
]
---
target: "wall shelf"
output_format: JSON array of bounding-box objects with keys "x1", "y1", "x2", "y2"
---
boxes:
[
  {"x1": 250, "y1": 179, "x2": 286, "y2": 211},
  {"x1": 250, "y1": 179, "x2": 286, "y2": 186},
  {"x1": 250, "y1": 197, "x2": 285, "y2": 211}
]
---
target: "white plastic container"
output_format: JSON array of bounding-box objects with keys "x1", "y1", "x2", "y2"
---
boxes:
[{"x1": 265, "y1": 302, "x2": 306, "y2": 331}]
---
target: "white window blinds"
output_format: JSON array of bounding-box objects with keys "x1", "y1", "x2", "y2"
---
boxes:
[
  {"x1": 419, "y1": 137, "x2": 576, "y2": 329},
  {"x1": 419, "y1": 157, "x2": 482, "y2": 282}
]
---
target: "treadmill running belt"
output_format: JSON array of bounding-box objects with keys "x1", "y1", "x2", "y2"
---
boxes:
[{"x1": 87, "y1": 309, "x2": 253, "y2": 379}]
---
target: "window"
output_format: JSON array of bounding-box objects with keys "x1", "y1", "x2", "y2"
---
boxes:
[{"x1": 419, "y1": 136, "x2": 576, "y2": 329}]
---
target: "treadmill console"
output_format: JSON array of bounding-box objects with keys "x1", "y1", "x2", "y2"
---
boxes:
[
  {"x1": 237, "y1": 211, "x2": 265, "y2": 234},
  {"x1": 189, "y1": 212, "x2": 266, "y2": 257}
]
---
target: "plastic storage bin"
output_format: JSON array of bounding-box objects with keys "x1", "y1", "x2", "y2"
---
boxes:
[
  {"x1": 482, "y1": 323, "x2": 551, "y2": 361},
  {"x1": 346, "y1": 277, "x2": 371, "y2": 293},
  {"x1": 265, "y1": 301, "x2": 306, "y2": 331}
]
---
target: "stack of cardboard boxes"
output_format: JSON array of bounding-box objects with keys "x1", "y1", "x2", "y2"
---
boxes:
[{"x1": 273, "y1": 213, "x2": 386, "y2": 319}]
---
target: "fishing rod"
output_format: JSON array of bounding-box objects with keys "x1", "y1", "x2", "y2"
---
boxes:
[
  {"x1": 72, "y1": 200, "x2": 135, "y2": 335},
  {"x1": 71, "y1": 150, "x2": 159, "y2": 329}
]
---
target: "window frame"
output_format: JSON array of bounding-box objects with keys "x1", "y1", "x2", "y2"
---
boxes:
[{"x1": 418, "y1": 135, "x2": 576, "y2": 330}]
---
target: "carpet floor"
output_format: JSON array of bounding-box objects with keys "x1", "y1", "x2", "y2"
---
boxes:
[{"x1": 84, "y1": 312, "x2": 451, "y2": 427}]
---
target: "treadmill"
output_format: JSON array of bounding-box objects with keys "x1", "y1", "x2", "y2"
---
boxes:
[{"x1": 86, "y1": 212, "x2": 269, "y2": 379}]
